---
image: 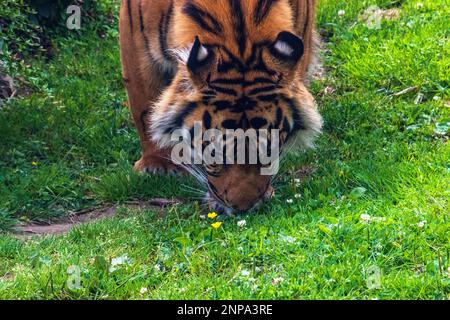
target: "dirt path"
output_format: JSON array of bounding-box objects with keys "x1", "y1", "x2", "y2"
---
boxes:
[
  {"x1": 13, "y1": 199, "x2": 182, "y2": 237},
  {"x1": 11, "y1": 166, "x2": 316, "y2": 238}
]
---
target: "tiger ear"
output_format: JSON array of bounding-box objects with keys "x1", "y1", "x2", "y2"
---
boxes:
[
  {"x1": 269, "y1": 31, "x2": 304, "y2": 65},
  {"x1": 187, "y1": 36, "x2": 214, "y2": 75}
]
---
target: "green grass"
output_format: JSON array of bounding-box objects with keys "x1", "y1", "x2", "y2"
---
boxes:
[{"x1": 0, "y1": 0, "x2": 449, "y2": 299}]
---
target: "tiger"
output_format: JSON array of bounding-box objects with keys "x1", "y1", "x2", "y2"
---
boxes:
[{"x1": 119, "y1": 0, "x2": 323, "y2": 214}]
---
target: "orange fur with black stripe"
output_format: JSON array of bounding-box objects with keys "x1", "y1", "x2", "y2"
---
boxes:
[{"x1": 119, "y1": 0, "x2": 322, "y2": 213}]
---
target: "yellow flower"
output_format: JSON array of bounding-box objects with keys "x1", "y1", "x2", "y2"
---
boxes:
[
  {"x1": 207, "y1": 212, "x2": 218, "y2": 219},
  {"x1": 211, "y1": 222, "x2": 222, "y2": 229},
  {"x1": 32, "y1": 161, "x2": 38, "y2": 166}
]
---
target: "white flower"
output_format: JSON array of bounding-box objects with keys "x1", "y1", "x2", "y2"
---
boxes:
[
  {"x1": 272, "y1": 277, "x2": 284, "y2": 286},
  {"x1": 199, "y1": 215, "x2": 206, "y2": 220},
  {"x1": 140, "y1": 287, "x2": 148, "y2": 294},
  {"x1": 338, "y1": 10, "x2": 346, "y2": 17},
  {"x1": 286, "y1": 199, "x2": 294, "y2": 204},
  {"x1": 417, "y1": 220, "x2": 427, "y2": 228},
  {"x1": 294, "y1": 194, "x2": 302, "y2": 199},
  {"x1": 241, "y1": 270, "x2": 251, "y2": 277},
  {"x1": 154, "y1": 264, "x2": 161, "y2": 272},
  {"x1": 416, "y1": 2, "x2": 424, "y2": 9},
  {"x1": 360, "y1": 214, "x2": 371, "y2": 223},
  {"x1": 237, "y1": 220, "x2": 247, "y2": 228},
  {"x1": 433, "y1": 96, "x2": 441, "y2": 101},
  {"x1": 294, "y1": 178, "x2": 301, "y2": 184}
]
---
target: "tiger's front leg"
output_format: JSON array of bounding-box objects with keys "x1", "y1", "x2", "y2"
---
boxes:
[
  {"x1": 122, "y1": 74, "x2": 179, "y2": 175},
  {"x1": 119, "y1": 9, "x2": 178, "y2": 174}
]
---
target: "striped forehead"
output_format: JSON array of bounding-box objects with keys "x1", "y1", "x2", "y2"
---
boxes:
[
  {"x1": 174, "y1": 0, "x2": 295, "y2": 59},
  {"x1": 165, "y1": 90, "x2": 304, "y2": 143}
]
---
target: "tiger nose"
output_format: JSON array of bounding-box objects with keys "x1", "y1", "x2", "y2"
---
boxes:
[{"x1": 226, "y1": 181, "x2": 262, "y2": 212}]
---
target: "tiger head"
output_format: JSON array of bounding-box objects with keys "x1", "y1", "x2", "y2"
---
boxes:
[{"x1": 150, "y1": 0, "x2": 322, "y2": 214}]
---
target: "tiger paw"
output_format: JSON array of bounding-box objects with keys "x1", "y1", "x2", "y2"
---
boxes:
[{"x1": 133, "y1": 156, "x2": 181, "y2": 175}]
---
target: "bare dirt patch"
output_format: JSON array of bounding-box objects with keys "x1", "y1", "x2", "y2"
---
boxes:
[{"x1": 13, "y1": 199, "x2": 182, "y2": 237}]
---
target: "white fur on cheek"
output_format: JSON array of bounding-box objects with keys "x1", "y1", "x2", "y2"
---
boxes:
[
  {"x1": 149, "y1": 105, "x2": 179, "y2": 148},
  {"x1": 283, "y1": 86, "x2": 324, "y2": 152}
]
